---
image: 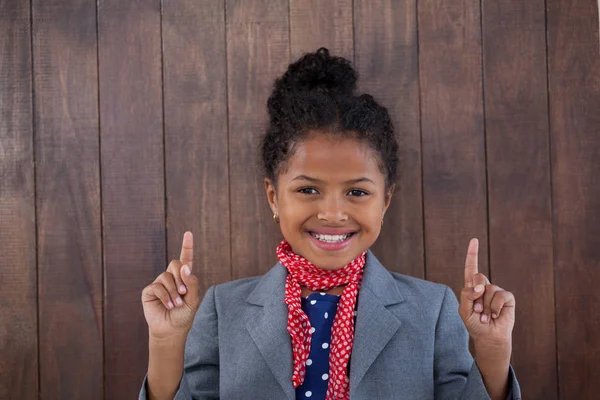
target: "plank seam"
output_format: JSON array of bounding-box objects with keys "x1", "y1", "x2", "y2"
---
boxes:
[
  {"x1": 544, "y1": 0, "x2": 560, "y2": 397},
  {"x1": 29, "y1": 0, "x2": 41, "y2": 397},
  {"x1": 479, "y1": 0, "x2": 492, "y2": 282},
  {"x1": 225, "y1": 0, "x2": 233, "y2": 281},
  {"x1": 160, "y1": 0, "x2": 168, "y2": 267},
  {"x1": 94, "y1": 0, "x2": 106, "y2": 398},
  {"x1": 415, "y1": 0, "x2": 427, "y2": 280},
  {"x1": 352, "y1": 0, "x2": 356, "y2": 66}
]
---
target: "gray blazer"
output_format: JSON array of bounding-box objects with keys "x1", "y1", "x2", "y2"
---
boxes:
[{"x1": 140, "y1": 250, "x2": 521, "y2": 399}]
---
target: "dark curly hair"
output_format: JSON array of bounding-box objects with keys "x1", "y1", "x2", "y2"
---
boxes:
[{"x1": 261, "y1": 47, "x2": 399, "y2": 190}]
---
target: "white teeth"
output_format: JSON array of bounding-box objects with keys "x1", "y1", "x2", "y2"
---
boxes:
[{"x1": 310, "y1": 233, "x2": 351, "y2": 243}]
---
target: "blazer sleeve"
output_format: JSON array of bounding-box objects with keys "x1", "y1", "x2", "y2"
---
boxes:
[
  {"x1": 139, "y1": 285, "x2": 220, "y2": 400},
  {"x1": 434, "y1": 286, "x2": 522, "y2": 400}
]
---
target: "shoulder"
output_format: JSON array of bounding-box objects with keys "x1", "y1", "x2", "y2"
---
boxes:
[
  {"x1": 363, "y1": 250, "x2": 450, "y2": 306},
  {"x1": 206, "y1": 263, "x2": 286, "y2": 308},
  {"x1": 388, "y1": 271, "x2": 450, "y2": 300},
  {"x1": 362, "y1": 250, "x2": 454, "y2": 314},
  {"x1": 209, "y1": 274, "x2": 262, "y2": 307}
]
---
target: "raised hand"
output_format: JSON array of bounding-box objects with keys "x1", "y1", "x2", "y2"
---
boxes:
[
  {"x1": 142, "y1": 231, "x2": 201, "y2": 340},
  {"x1": 459, "y1": 238, "x2": 516, "y2": 345}
]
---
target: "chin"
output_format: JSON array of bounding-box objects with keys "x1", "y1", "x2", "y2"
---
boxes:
[{"x1": 308, "y1": 250, "x2": 363, "y2": 271}]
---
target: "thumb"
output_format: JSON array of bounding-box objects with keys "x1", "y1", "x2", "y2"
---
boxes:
[{"x1": 180, "y1": 264, "x2": 200, "y2": 309}]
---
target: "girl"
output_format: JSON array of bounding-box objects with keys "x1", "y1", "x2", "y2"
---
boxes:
[{"x1": 140, "y1": 48, "x2": 520, "y2": 400}]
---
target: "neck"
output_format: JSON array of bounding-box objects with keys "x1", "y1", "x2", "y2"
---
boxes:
[{"x1": 301, "y1": 285, "x2": 346, "y2": 297}]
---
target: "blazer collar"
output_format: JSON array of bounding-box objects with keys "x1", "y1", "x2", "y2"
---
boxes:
[
  {"x1": 245, "y1": 250, "x2": 405, "y2": 398},
  {"x1": 245, "y1": 263, "x2": 295, "y2": 399},
  {"x1": 349, "y1": 250, "x2": 405, "y2": 394}
]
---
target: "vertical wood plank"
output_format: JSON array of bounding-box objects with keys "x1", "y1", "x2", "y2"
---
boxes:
[
  {"x1": 227, "y1": 0, "x2": 289, "y2": 279},
  {"x1": 32, "y1": 0, "x2": 103, "y2": 398},
  {"x1": 162, "y1": 0, "x2": 231, "y2": 295},
  {"x1": 548, "y1": 1, "x2": 600, "y2": 398},
  {"x1": 0, "y1": 1, "x2": 38, "y2": 398},
  {"x1": 354, "y1": 0, "x2": 424, "y2": 278},
  {"x1": 98, "y1": 1, "x2": 165, "y2": 398},
  {"x1": 482, "y1": 1, "x2": 557, "y2": 397},
  {"x1": 289, "y1": 0, "x2": 353, "y2": 60},
  {"x1": 418, "y1": 0, "x2": 489, "y2": 291}
]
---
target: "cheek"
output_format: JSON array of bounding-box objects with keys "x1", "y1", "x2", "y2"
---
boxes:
[
  {"x1": 279, "y1": 197, "x2": 311, "y2": 225},
  {"x1": 352, "y1": 201, "x2": 385, "y2": 230}
]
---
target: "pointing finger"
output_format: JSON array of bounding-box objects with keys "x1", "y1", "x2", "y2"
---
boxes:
[
  {"x1": 180, "y1": 231, "x2": 194, "y2": 270},
  {"x1": 464, "y1": 238, "x2": 479, "y2": 288}
]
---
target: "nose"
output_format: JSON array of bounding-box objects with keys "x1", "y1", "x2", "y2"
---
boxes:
[{"x1": 316, "y1": 195, "x2": 348, "y2": 223}]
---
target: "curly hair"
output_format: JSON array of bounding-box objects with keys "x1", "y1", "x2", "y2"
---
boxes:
[{"x1": 261, "y1": 47, "x2": 399, "y2": 190}]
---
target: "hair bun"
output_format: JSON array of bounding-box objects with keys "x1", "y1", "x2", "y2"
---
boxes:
[{"x1": 275, "y1": 47, "x2": 357, "y2": 96}]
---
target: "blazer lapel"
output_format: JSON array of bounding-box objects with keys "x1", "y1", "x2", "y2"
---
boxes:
[
  {"x1": 350, "y1": 250, "x2": 405, "y2": 395},
  {"x1": 245, "y1": 264, "x2": 295, "y2": 400}
]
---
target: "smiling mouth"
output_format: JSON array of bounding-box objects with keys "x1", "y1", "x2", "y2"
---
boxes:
[{"x1": 309, "y1": 232, "x2": 355, "y2": 243}]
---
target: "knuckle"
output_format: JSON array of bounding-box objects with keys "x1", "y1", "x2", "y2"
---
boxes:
[
  {"x1": 150, "y1": 282, "x2": 164, "y2": 292},
  {"x1": 167, "y1": 259, "x2": 182, "y2": 271}
]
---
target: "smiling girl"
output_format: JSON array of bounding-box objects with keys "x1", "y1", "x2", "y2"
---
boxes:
[{"x1": 140, "y1": 48, "x2": 521, "y2": 400}]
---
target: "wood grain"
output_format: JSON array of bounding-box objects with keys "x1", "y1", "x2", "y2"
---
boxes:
[
  {"x1": 0, "y1": 1, "x2": 38, "y2": 398},
  {"x1": 98, "y1": 1, "x2": 165, "y2": 398},
  {"x1": 32, "y1": 0, "x2": 103, "y2": 398},
  {"x1": 547, "y1": 0, "x2": 600, "y2": 398},
  {"x1": 418, "y1": 0, "x2": 489, "y2": 291},
  {"x1": 354, "y1": 0, "x2": 424, "y2": 278},
  {"x1": 289, "y1": 0, "x2": 353, "y2": 61},
  {"x1": 226, "y1": 0, "x2": 289, "y2": 279},
  {"x1": 162, "y1": 0, "x2": 231, "y2": 296},
  {"x1": 482, "y1": 1, "x2": 557, "y2": 397}
]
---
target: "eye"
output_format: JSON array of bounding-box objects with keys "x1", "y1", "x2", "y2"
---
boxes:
[
  {"x1": 348, "y1": 189, "x2": 368, "y2": 197},
  {"x1": 298, "y1": 187, "x2": 319, "y2": 195}
]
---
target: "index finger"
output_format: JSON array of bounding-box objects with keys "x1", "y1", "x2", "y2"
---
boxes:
[
  {"x1": 464, "y1": 238, "x2": 479, "y2": 288},
  {"x1": 180, "y1": 231, "x2": 194, "y2": 269}
]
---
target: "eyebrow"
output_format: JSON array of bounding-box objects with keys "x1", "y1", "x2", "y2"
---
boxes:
[{"x1": 291, "y1": 175, "x2": 375, "y2": 185}]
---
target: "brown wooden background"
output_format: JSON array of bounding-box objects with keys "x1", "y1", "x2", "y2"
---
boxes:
[{"x1": 1, "y1": 0, "x2": 599, "y2": 399}]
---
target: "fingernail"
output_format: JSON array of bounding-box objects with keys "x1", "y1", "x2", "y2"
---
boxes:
[
  {"x1": 474, "y1": 285, "x2": 484, "y2": 293},
  {"x1": 167, "y1": 301, "x2": 174, "y2": 309},
  {"x1": 474, "y1": 303, "x2": 483, "y2": 312},
  {"x1": 179, "y1": 284, "x2": 187, "y2": 294},
  {"x1": 492, "y1": 313, "x2": 498, "y2": 319},
  {"x1": 175, "y1": 297, "x2": 183, "y2": 306},
  {"x1": 183, "y1": 265, "x2": 191, "y2": 276},
  {"x1": 481, "y1": 314, "x2": 488, "y2": 323}
]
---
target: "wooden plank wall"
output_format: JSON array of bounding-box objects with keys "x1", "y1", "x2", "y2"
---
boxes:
[{"x1": 1, "y1": 0, "x2": 599, "y2": 399}]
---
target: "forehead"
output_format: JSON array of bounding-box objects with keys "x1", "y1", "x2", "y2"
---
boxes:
[{"x1": 282, "y1": 134, "x2": 383, "y2": 180}]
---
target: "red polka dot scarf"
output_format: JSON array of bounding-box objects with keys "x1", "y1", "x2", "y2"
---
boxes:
[{"x1": 277, "y1": 240, "x2": 366, "y2": 400}]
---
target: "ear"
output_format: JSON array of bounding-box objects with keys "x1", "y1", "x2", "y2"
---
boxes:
[
  {"x1": 264, "y1": 177, "x2": 278, "y2": 213},
  {"x1": 382, "y1": 184, "x2": 395, "y2": 216}
]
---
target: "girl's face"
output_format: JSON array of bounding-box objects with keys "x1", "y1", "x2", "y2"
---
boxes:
[{"x1": 265, "y1": 133, "x2": 393, "y2": 270}]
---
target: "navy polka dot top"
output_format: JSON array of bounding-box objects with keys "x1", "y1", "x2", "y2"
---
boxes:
[{"x1": 295, "y1": 292, "x2": 341, "y2": 400}]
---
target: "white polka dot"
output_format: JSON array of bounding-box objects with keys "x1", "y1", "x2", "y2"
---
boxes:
[
  {"x1": 322, "y1": 373, "x2": 329, "y2": 380},
  {"x1": 322, "y1": 343, "x2": 329, "y2": 349},
  {"x1": 310, "y1": 300, "x2": 317, "y2": 305},
  {"x1": 320, "y1": 292, "x2": 326, "y2": 296},
  {"x1": 309, "y1": 327, "x2": 316, "y2": 334},
  {"x1": 305, "y1": 391, "x2": 312, "y2": 398},
  {"x1": 306, "y1": 358, "x2": 313, "y2": 366},
  {"x1": 324, "y1": 312, "x2": 329, "y2": 319}
]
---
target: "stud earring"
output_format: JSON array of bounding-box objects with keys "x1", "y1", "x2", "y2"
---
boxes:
[{"x1": 273, "y1": 212, "x2": 280, "y2": 224}]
